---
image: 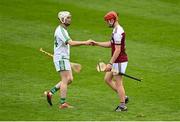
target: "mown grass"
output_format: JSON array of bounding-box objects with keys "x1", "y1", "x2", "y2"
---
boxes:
[{"x1": 0, "y1": 0, "x2": 180, "y2": 120}]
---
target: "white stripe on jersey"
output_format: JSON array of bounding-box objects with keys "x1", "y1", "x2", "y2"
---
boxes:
[{"x1": 112, "y1": 25, "x2": 124, "y2": 44}]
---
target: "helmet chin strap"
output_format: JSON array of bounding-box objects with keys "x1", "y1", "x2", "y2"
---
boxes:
[
  {"x1": 60, "y1": 16, "x2": 67, "y2": 24},
  {"x1": 60, "y1": 17, "x2": 70, "y2": 27}
]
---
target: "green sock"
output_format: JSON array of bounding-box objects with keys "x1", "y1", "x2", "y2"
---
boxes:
[
  {"x1": 60, "y1": 98, "x2": 66, "y2": 104},
  {"x1": 50, "y1": 87, "x2": 59, "y2": 94}
]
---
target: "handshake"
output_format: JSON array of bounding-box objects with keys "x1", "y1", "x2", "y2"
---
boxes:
[{"x1": 84, "y1": 39, "x2": 97, "y2": 46}]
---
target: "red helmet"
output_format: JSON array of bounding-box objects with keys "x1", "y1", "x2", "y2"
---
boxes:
[{"x1": 104, "y1": 11, "x2": 118, "y2": 21}]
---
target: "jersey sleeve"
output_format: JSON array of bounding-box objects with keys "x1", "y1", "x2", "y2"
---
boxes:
[
  {"x1": 60, "y1": 28, "x2": 71, "y2": 43},
  {"x1": 113, "y1": 33, "x2": 122, "y2": 45}
]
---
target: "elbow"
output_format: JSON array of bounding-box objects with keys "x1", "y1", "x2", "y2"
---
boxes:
[
  {"x1": 68, "y1": 43, "x2": 73, "y2": 46},
  {"x1": 67, "y1": 40, "x2": 73, "y2": 46}
]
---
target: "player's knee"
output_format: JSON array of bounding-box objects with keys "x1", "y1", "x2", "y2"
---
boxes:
[
  {"x1": 67, "y1": 76, "x2": 73, "y2": 84},
  {"x1": 104, "y1": 77, "x2": 111, "y2": 83},
  {"x1": 69, "y1": 75, "x2": 73, "y2": 81}
]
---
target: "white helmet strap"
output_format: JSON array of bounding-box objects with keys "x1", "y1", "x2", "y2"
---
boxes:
[{"x1": 60, "y1": 16, "x2": 68, "y2": 24}]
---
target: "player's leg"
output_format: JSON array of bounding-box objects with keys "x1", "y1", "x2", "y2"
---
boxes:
[
  {"x1": 53, "y1": 70, "x2": 73, "y2": 91},
  {"x1": 104, "y1": 71, "x2": 129, "y2": 104},
  {"x1": 68, "y1": 69, "x2": 73, "y2": 85},
  {"x1": 45, "y1": 59, "x2": 72, "y2": 106},
  {"x1": 49, "y1": 82, "x2": 61, "y2": 94},
  {"x1": 45, "y1": 78, "x2": 74, "y2": 106},
  {"x1": 44, "y1": 81, "x2": 61, "y2": 106},
  {"x1": 58, "y1": 59, "x2": 73, "y2": 109},
  {"x1": 45, "y1": 61, "x2": 62, "y2": 106},
  {"x1": 120, "y1": 62, "x2": 129, "y2": 104},
  {"x1": 59, "y1": 71, "x2": 71, "y2": 103},
  {"x1": 104, "y1": 72, "x2": 116, "y2": 92},
  {"x1": 59, "y1": 70, "x2": 74, "y2": 109},
  {"x1": 114, "y1": 75, "x2": 127, "y2": 111},
  {"x1": 49, "y1": 70, "x2": 73, "y2": 95},
  {"x1": 113, "y1": 62, "x2": 128, "y2": 111}
]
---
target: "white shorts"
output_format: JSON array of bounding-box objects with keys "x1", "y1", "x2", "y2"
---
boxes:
[
  {"x1": 54, "y1": 59, "x2": 71, "y2": 72},
  {"x1": 112, "y1": 62, "x2": 128, "y2": 75}
]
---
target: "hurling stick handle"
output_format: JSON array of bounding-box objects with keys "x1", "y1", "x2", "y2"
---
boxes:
[
  {"x1": 40, "y1": 48, "x2": 53, "y2": 57},
  {"x1": 40, "y1": 48, "x2": 81, "y2": 73},
  {"x1": 120, "y1": 73, "x2": 142, "y2": 81}
]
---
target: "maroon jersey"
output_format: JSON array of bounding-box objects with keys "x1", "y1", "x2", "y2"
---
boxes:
[{"x1": 111, "y1": 25, "x2": 128, "y2": 63}]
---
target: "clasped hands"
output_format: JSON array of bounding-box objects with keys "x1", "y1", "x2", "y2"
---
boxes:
[{"x1": 84, "y1": 39, "x2": 97, "y2": 46}]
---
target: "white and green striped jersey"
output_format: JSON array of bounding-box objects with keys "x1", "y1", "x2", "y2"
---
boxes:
[{"x1": 53, "y1": 25, "x2": 71, "y2": 62}]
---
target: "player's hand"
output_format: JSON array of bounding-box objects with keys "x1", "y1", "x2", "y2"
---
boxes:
[
  {"x1": 88, "y1": 39, "x2": 98, "y2": 46},
  {"x1": 86, "y1": 39, "x2": 96, "y2": 46},
  {"x1": 105, "y1": 63, "x2": 112, "y2": 72},
  {"x1": 91, "y1": 40, "x2": 97, "y2": 46}
]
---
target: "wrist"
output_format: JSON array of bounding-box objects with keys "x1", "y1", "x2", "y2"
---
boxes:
[
  {"x1": 84, "y1": 41, "x2": 87, "y2": 45},
  {"x1": 95, "y1": 42, "x2": 99, "y2": 46}
]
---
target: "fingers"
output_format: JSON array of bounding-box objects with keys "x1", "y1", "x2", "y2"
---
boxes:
[
  {"x1": 86, "y1": 39, "x2": 96, "y2": 46},
  {"x1": 96, "y1": 62, "x2": 112, "y2": 72},
  {"x1": 104, "y1": 64, "x2": 112, "y2": 72}
]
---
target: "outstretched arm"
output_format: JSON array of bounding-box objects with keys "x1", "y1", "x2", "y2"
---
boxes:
[
  {"x1": 95, "y1": 41, "x2": 111, "y2": 48},
  {"x1": 67, "y1": 40, "x2": 92, "y2": 46},
  {"x1": 89, "y1": 39, "x2": 111, "y2": 48}
]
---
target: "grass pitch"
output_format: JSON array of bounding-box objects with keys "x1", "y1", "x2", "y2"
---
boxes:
[{"x1": 0, "y1": 0, "x2": 180, "y2": 120}]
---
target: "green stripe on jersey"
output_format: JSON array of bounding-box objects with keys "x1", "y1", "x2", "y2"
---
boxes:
[{"x1": 60, "y1": 26, "x2": 71, "y2": 42}]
